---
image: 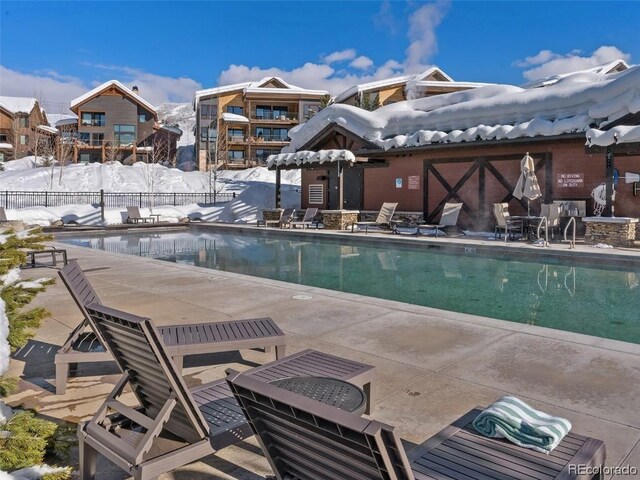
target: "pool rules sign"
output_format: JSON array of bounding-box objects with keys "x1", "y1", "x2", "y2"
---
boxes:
[{"x1": 557, "y1": 172, "x2": 584, "y2": 188}]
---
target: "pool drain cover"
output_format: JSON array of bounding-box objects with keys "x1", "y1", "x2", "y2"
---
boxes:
[{"x1": 292, "y1": 294, "x2": 313, "y2": 300}]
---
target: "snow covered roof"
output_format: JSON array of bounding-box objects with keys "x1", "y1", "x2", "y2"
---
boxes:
[
  {"x1": 0, "y1": 96, "x2": 38, "y2": 114},
  {"x1": 523, "y1": 59, "x2": 630, "y2": 89},
  {"x1": 267, "y1": 149, "x2": 356, "y2": 168},
  {"x1": 158, "y1": 124, "x2": 182, "y2": 135},
  {"x1": 0, "y1": 143, "x2": 13, "y2": 150},
  {"x1": 221, "y1": 112, "x2": 250, "y2": 123},
  {"x1": 194, "y1": 76, "x2": 329, "y2": 106},
  {"x1": 46, "y1": 113, "x2": 77, "y2": 127},
  {"x1": 586, "y1": 125, "x2": 640, "y2": 146},
  {"x1": 36, "y1": 124, "x2": 59, "y2": 134},
  {"x1": 70, "y1": 80, "x2": 157, "y2": 116},
  {"x1": 333, "y1": 67, "x2": 454, "y2": 104},
  {"x1": 285, "y1": 65, "x2": 640, "y2": 153}
]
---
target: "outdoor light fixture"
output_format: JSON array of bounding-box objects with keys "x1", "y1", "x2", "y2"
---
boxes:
[{"x1": 624, "y1": 173, "x2": 640, "y2": 196}]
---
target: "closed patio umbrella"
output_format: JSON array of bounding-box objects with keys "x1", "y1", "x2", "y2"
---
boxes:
[{"x1": 513, "y1": 152, "x2": 541, "y2": 216}]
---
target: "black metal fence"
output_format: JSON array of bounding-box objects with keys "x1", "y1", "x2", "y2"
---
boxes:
[{"x1": 2, "y1": 190, "x2": 236, "y2": 209}]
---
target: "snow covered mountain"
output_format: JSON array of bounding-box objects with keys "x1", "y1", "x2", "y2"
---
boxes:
[{"x1": 157, "y1": 102, "x2": 196, "y2": 170}]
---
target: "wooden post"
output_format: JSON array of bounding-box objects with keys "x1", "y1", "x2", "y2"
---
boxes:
[
  {"x1": 275, "y1": 166, "x2": 281, "y2": 208},
  {"x1": 337, "y1": 160, "x2": 344, "y2": 209},
  {"x1": 605, "y1": 146, "x2": 614, "y2": 217}
]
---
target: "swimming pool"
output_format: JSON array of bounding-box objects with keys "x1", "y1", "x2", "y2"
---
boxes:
[{"x1": 59, "y1": 229, "x2": 640, "y2": 344}]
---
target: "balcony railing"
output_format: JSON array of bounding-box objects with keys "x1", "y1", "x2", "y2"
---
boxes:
[
  {"x1": 76, "y1": 139, "x2": 136, "y2": 148},
  {"x1": 253, "y1": 134, "x2": 289, "y2": 142},
  {"x1": 81, "y1": 119, "x2": 106, "y2": 127},
  {"x1": 251, "y1": 111, "x2": 298, "y2": 121}
]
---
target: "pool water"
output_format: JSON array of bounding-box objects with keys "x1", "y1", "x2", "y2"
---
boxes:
[{"x1": 60, "y1": 230, "x2": 640, "y2": 344}]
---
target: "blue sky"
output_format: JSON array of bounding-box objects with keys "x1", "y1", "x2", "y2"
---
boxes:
[{"x1": 1, "y1": 1, "x2": 638, "y2": 111}]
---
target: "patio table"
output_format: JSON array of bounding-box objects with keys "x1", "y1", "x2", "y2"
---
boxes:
[{"x1": 511, "y1": 215, "x2": 543, "y2": 242}]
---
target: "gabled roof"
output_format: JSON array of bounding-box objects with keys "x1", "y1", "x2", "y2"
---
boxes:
[
  {"x1": 523, "y1": 59, "x2": 630, "y2": 89},
  {"x1": 46, "y1": 113, "x2": 77, "y2": 127},
  {"x1": 333, "y1": 67, "x2": 454, "y2": 104},
  {"x1": 287, "y1": 65, "x2": 640, "y2": 152},
  {"x1": 194, "y1": 76, "x2": 329, "y2": 107},
  {"x1": 0, "y1": 96, "x2": 38, "y2": 114},
  {"x1": 70, "y1": 80, "x2": 157, "y2": 118}
]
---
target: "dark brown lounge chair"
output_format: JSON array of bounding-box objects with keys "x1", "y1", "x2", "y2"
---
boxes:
[
  {"x1": 54, "y1": 259, "x2": 286, "y2": 394},
  {"x1": 227, "y1": 369, "x2": 606, "y2": 480},
  {"x1": 78, "y1": 302, "x2": 375, "y2": 480}
]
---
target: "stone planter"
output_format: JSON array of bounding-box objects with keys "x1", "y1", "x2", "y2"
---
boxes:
[
  {"x1": 583, "y1": 217, "x2": 638, "y2": 247},
  {"x1": 262, "y1": 209, "x2": 283, "y2": 222},
  {"x1": 320, "y1": 210, "x2": 359, "y2": 230}
]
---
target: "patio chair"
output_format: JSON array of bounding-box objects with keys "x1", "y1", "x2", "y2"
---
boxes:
[
  {"x1": 289, "y1": 207, "x2": 319, "y2": 229},
  {"x1": 276, "y1": 207, "x2": 297, "y2": 228},
  {"x1": 0, "y1": 206, "x2": 8, "y2": 223},
  {"x1": 493, "y1": 202, "x2": 523, "y2": 242},
  {"x1": 126, "y1": 206, "x2": 154, "y2": 224},
  {"x1": 54, "y1": 260, "x2": 286, "y2": 394},
  {"x1": 226, "y1": 369, "x2": 606, "y2": 480},
  {"x1": 416, "y1": 202, "x2": 463, "y2": 236},
  {"x1": 351, "y1": 202, "x2": 398, "y2": 233},
  {"x1": 540, "y1": 202, "x2": 562, "y2": 240},
  {"x1": 257, "y1": 208, "x2": 295, "y2": 228},
  {"x1": 78, "y1": 302, "x2": 375, "y2": 480}
]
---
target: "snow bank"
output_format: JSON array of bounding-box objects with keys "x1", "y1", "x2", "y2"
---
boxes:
[
  {"x1": 285, "y1": 66, "x2": 640, "y2": 152},
  {"x1": 0, "y1": 465, "x2": 69, "y2": 480}
]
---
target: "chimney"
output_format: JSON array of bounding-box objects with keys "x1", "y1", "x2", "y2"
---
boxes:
[{"x1": 132, "y1": 85, "x2": 139, "y2": 94}]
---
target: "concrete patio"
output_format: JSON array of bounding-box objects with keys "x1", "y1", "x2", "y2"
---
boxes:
[{"x1": 5, "y1": 240, "x2": 640, "y2": 479}]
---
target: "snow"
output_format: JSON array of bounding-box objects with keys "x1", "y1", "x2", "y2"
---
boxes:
[
  {"x1": 45, "y1": 113, "x2": 76, "y2": 127},
  {"x1": 286, "y1": 65, "x2": 640, "y2": 153},
  {"x1": 0, "y1": 160, "x2": 301, "y2": 226},
  {"x1": 156, "y1": 103, "x2": 195, "y2": 170},
  {"x1": 0, "y1": 96, "x2": 37, "y2": 114},
  {"x1": 221, "y1": 112, "x2": 249, "y2": 123},
  {"x1": 35, "y1": 125, "x2": 58, "y2": 135},
  {"x1": 70, "y1": 80, "x2": 156, "y2": 117},
  {"x1": 267, "y1": 149, "x2": 356, "y2": 168},
  {"x1": 0, "y1": 143, "x2": 13, "y2": 150},
  {"x1": 586, "y1": 125, "x2": 640, "y2": 146},
  {"x1": 522, "y1": 59, "x2": 629, "y2": 88},
  {"x1": 0, "y1": 465, "x2": 69, "y2": 480}
]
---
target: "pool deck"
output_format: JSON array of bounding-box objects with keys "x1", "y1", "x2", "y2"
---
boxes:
[{"x1": 5, "y1": 229, "x2": 640, "y2": 479}]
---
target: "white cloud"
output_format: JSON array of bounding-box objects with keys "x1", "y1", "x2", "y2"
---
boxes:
[
  {"x1": 323, "y1": 49, "x2": 357, "y2": 64},
  {"x1": 0, "y1": 64, "x2": 202, "y2": 112},
  {"x1": 350, "y1": 56, "x2": 374, "y2": 70},
  {"x1": 217, "y1": 2, "x2": 449, "y2": 95},
  {"x1": 405, "y1": 0, "x2": 450, "y2": 71},
  {"x1": 517, "y1": 46, "x2": 631, "y2": 81}
]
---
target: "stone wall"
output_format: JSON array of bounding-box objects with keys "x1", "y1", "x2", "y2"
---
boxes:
[
  {"x1": 359, "y1": 211, "x2": 424, "y2": 226},
  {"x1": 319, "y1": 211, "x2": 359, "y2": 230},
  {"x1": 585, "y1": 221, "x2": 637, "y2": 247}
]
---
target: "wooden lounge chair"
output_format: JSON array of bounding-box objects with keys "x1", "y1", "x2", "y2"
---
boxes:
[
  {"x1": 289, "y1": 207, "x2": 319, "y2": 229},
  {"x1": 227, "y1": 370, "x2": 606, "y2": 480},
  {"x1": 416, "y1": 202, "x2": 463, "y2": 236},
  {"x1": 351, "y1": 202, "x2": 398, "y2": 233},
  {"x1": 126, "y1": 206, "x2": 154, "y2": 224},
  {"x1": 78, "y1": 302, "x2": 375, "y2": 480},
  {"x1": 54, "y1": 260, "x2": 286, "y2": 394}
]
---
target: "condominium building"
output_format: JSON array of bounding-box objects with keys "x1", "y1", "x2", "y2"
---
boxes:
[
  {"x1": 333, "y1": 67, "x2": 491, "y2": 107},
  {"x1": 69, "y1": 80, "x2": 181, "y2": 164},
  {"x1": 194, "y1": 77, "x2": 329, "y2": 170},
  {"x1": 0, "y1": 96, "x2": 56, "y2": 162}
]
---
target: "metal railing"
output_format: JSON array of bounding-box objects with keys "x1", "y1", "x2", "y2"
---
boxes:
[
  {"x1": 252, "y1": 111, "x2": 298, "y2": 121},
  {"x1": 563, "y1": 216, "x2": 576, "y2": 249},
  {"x1": 536, "y1": 217, "x2": 549, "y2": 247},
  {"x1": 2, "y1": 190, "x2": 235, "y2": 210}
]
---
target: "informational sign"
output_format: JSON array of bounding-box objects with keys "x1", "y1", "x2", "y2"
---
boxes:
[
  {"x1": 395, "y1": 178, "x2": 403, "y2": 188},
  {"x1": 556, "y1": 172, "x2": 584, "y2": 188},
  {"x1": 408, "y1": 175, "x2": 420, "y2": 190}
]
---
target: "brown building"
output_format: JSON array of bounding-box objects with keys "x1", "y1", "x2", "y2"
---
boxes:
[
  {"x1": 69, "y1": 80, "x2": 181, "y2": 164},
  {"x1": 194, "y1": 77, "x2": 329, "y2": 171},
  {"x1": 332, "y1": 67, "x2": 491, "y2": 107},
  {"x1": 277, "y1": 64, "x2": 640, "y2": 229},
  {"x1": 0, "y1": 96, "x2": 55, "y2": 162}
]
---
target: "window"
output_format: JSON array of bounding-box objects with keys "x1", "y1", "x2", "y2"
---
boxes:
[
  {"x1": 228, "y1": 150, "x2": 244, "y2": 160},
  {"x1": 114, "y1": 124, "x2": 136, "y2": 146},
  {"x1": 200, "y1": 127, "x2": 217, "y2": 142},
  {"x1": 19, "y1": 116, "x2": 29, "y2": 127},
  {"x1": 255, "y1": 105, "x2": 271, "y2": 119},
  {"x1": 81, "y1": 112, "x2": 106, "y2": 126},
  {"x1": 273, "y1": 128, "x2": 288, "y2": 141},
  {"x1": 79, "y1": 153, "x2": 91, "y2": 164},
  {"x1": 79, "y1": 132, "x2": 90, "y2": 144},
  {"x1": 228, "y1": 128, "x2": 244, "y2": 140},
  {"x1": 226, "y1": 105, "x2": 243, "y2": 115},
  {"x1": 0, "y1": 134, "x2": 7, "y2": 142},
  {"x1": 19, "y1": 135, "x2": 28, "y2": 145},
  {"x1": 272, "y1": 106, "x2": 289, "y2": 119},
  {"x1": 91, "y1": 133, "x2": 104, "y2": 146},
  {"x1": 0, "y1": 153, "x2": 5, "y2": 163},
  {"x1": 139, "y1": 114, "x2": 147, "y2": 123},
  {"x1": 308, "y1": 184, "x2": 324, "y2": 205}
]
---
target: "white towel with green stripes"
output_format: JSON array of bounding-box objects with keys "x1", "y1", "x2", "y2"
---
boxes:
[{"x1": 472, "y1": 396, "x2": 572, "y2": 454}]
